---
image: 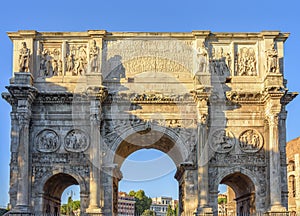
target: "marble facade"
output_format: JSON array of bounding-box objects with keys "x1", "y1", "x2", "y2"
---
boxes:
[{"x1": 2, "y1": 30, "x2": 297, "y2": 215}]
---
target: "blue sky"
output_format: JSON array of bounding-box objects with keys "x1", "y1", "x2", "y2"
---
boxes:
[{"x1": 1, "y1": 0, "x2": 300, "y2": 206}]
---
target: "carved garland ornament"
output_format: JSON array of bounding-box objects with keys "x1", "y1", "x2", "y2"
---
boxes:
[
  {"x1": 239, "y1": 129, "x2": 263, "y2": 153},
  {"x1": 209, "y1": 129, "x2": 235, "y2": 153},
  {"x1": 64, "y1": 129, "x2": 89, "y2": 152},
  {"x1": 35, "y1": 129, "x2": 60, "y2": 153}
]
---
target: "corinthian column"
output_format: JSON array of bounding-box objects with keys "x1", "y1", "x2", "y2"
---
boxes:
[
  {"x1": 14, "y1": 112, "x2": 31, "y2": 212},
  {"x1": 7, "y1": 72, "x2": 37, "y2": 215},
  {"x1": 86, "y1": 86, "x2": 107, "y2": 215},
  {"x1": 267, "y1": 111, "x2": 286, "y2": 212},
  {"x1": 192, "y1": 89, "x2": 213, "y2": 215}
]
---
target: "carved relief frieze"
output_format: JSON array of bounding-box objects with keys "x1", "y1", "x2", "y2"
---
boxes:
[
  {"x1": 209, "y1": 153, "x2": 266, "y2": 166},
  {"x1": 64, "y1": 129, "x2": 89, "y2": 152},
  {"x1": 32, "y1": 153, "x2": 70, "y2": 164},
  {"x1": 32, "y1": 166, "x2": 52, "y2": 181},
  {"x1": 239, "y1": 129, "x2": 264, "y2": 153},
  {"x1": 105, "y1": 92, "x2": 194, "y2": 104},
  {"x1": 103, "y1": 39, "x2": 193, "y2": 78},
  {"x1": 39, "y1": 42, "x2": 62, "y2": 77},
  {"x1": 235, "y1": 45, "x2": 257, "y2": 76},
  {"x1": 209, "y1": 129, "x2": 235, "y2": 153},
  {"x1": 35, "y1": 129, "x2": 60, "y2": 153},
  {"x1": 66, "y1": 43, "x2": 88, "y2": 76}
]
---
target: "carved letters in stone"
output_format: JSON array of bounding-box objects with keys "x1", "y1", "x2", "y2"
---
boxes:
[
  {"x1": 64, "y1": 129, "x2": 89, "y2": 152},
  {"x1": 237, "y1": 47, "x2": 257, "y2": 76},
  {"x1": 35, "y1": 129, "x2": 60, "y2": 153},
  {"x1": 209, "y1": 129, "x2": 235, "y2": 153},
  {"x1": 239, "y1": 129, "x2": 263, "y2": 153}
]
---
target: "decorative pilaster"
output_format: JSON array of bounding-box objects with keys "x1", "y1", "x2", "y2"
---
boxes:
[{"x1": 86, "y1": 86, "x2": 108, "y2": 215}]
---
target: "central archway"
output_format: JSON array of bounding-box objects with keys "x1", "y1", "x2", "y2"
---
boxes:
[{"x1": 110, "y1": 127, "x2": 189, "y2": 215}]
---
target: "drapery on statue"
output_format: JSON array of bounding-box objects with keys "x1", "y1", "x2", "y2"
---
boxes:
[
  {"x1": 89, "y1": 40, "x2": 99, "y2": 72},
  {"x1": 266, "y1": 42, "x2": 279, "y2": 73},
  {"x1": 19, "y1": 42, "x2": 30, "y2": 72}
]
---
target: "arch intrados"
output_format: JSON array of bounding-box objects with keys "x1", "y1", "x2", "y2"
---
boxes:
[
  {"x1": 113, "y1": 127, "x2": 187, "y2": 167},
  {"x1": 220, "y1": 172, "x2": 255, "y2": 198},
  {"x1": 43, "y1": 173, "x2": 79, "y2": 199}
]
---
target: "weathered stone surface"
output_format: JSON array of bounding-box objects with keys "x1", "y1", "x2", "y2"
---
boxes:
[{"x1": 2, "y1": 30, "x2": 298, "y2": 216}]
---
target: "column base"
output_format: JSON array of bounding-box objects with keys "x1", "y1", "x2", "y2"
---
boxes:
[
  {"x1": 266, "y1": 205, "x2": 288, "y2": 215},
  {"x1": 6, "y1": 205, "x2": 33, "y2": 215},
  {"x1": 196, "y1": 205, "x2": 213, "y2": 216},
  {"x1": 86, "y1": 207, "x2": 104, "y2": 215}
]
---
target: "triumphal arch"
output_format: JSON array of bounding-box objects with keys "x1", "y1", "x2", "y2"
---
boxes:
[{"x1": 2, "y1": 30, "x2": 297, "y2": 215}]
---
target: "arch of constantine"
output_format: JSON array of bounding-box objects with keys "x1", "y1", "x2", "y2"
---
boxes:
[{"x1": 2, "y1": 30, "x2": 298, "y2": 215}]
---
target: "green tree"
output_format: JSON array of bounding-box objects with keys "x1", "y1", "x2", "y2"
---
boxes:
[
  {"x1": 173, "y1": 203, "x2": 178, "y2": 216},
  {"x1": 61, "y1": 195, "x2": 80, "y2": 216},
  {"x1": 218, "y1": 197, "x2": 227, "y2": 204},
  {"x1": 128, "y1": 190, "x2": 152, "y2": 215},
  {"x1": 166, "y1": 204, "x2": 173, "y2": 216},
  {"x1": 141, "y1": 209, "x2": 156, "y2": 216}
]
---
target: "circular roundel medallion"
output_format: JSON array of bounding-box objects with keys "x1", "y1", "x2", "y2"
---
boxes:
[
  {"x1": 64, "y1": 129, "x2": 89, "y2": 152},
  {"x1": 239, "y1": 129, "x2": 263, "y2": 153},
  {"x1": 209, "y1": 129, "x2": 235, "y2": 153},
  {"x1": 36, "y1": 129, "x2": 60, "y2": 153}
]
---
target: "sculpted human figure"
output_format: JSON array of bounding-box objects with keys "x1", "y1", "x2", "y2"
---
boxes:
[
  {"x1": 197, "y1": 42, "x2": 209, "y2": 73},
  {"x1": 19, "y1": 42, "x2": 30, "y2": 72},
  {"x1": 66, "y1": 53, "x2": 75, "y2": 72},
  {"x1": 89, "y1": 40, "x2": 99, "y2": 72},
  {"x1": 266, "y1": 42, "x2": 279, "y2": 73}
]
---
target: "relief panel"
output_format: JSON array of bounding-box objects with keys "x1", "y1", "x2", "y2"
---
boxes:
[
  {"x1": 35, "y1": 129, "x2": 60, "y2": 153},
  {"x1": 64, "y1": 129, "x2": 89, "y2": 152},
  {"x1": 234, "y1": 44, "x2": 258, "y2": 76},
  {"x1": 38, "y1": 42, "x2": 62, "y2": 77}
]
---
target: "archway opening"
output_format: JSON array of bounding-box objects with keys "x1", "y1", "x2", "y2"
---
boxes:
[
  {"x1": 118, "y1": 149, "x2": 178, "y2": 215},
  {"x1": 43, "y1": 173, "x2": 80, "y2": 215},
  {"x1": 112, "y1": 130, "x2": 185, "y2": 215},
  {"x1": 219, "y1": 172, "x2": 256, "y2": 216}
]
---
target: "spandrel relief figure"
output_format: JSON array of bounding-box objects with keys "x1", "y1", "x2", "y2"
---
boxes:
[
  {"x1": 89, "y1": 40, "x2": 100, "y2": 72},
  {"x1": 266, "y1": 42, "x2": 279, "y2": 73},
  {"x1": 19, "y1": 42, "x2": 30, "y2": 72}
]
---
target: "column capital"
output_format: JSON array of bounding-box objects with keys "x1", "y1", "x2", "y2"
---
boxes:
[{"x1": 86, "y1": 86, "x2": 108, "y2": 102}]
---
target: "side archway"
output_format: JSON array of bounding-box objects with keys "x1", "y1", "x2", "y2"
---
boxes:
[
  {"x1": 213, "y1": 168, "x2": 262, "y2": 215},
  {"x1": 35, "y1": 170, "x2": 88, "y2": 215}
]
